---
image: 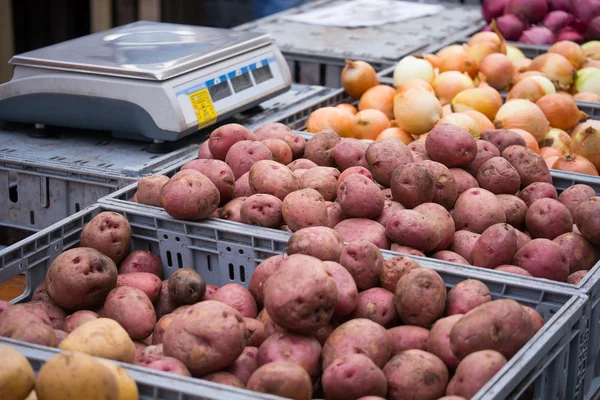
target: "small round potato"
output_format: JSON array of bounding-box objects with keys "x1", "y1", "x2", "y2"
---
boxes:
[
  {"x1": 240, "y1": 194, "x2": 283, "y2": 228},
  {"x1": 353, "y1": 288, "x2": 399, "y2": 327},
  {"x1": 395, "y1": 268, "x2": 446, "y2": 328},
  {"x1": 198, "y1": 140, "x2": 213, "y2": 159},
  {"x1": 119, "y1": 250, "x2": 163, "y2": 278},
  {"x1": 449, "y1": 230, "x2": 481, "y2": 261},
  {"x1": 502, "y1": 145, "x2": 552, "y2": 187},
  {"x1": 526, "y1": 198, "x2": 573, "y2": 239},
  {"x1": 432, "y1": 250, "x2": 470, "y2": 265},
  {"x1": 334, "y1": 219, "x2": 390, "y2": 250},
  {"x1": 464, "y1": 139, "x2": 501, "y2": 176},
  {"x1": 116, "y1": 272, "x2": 161, "y2": 303},
  {"x1": 104, "y1": 286, "x2": 156, "y2": 340},
  {"x1": 303, "y1": 130, "x2": 341, "y2": 167},
  {"x1": 513, "y1": 239, "x2": 570, "y2": 282},
  {"x1": 248, "y1": 255, "x2": 285, "y2": 307},
  {"x1": 337, "y1": 174, "x2": 385, "y2": 218},
  {"x1": 447, "y1": 350, "x2": 507, "y2": 398},
  {"x1": 225, "y1": 140, "x2": 273, "y2": 180},
  {"x1": 233, "y1": 172, "x2": 252, "y2": 198},
  {"x1": 390, "y1": 163, "x2": 435, "y2": 208},
  {"x1": 244, "y1": 319, "x2": 267, "y2": 347},
  {"x1": 80, "y1": 211, "x2": 131, "y2": 264},
  {"x1": 425, "y1": 124, "x2": 477, "y2": 167},
  {"x1": 366, "y1": 139, "x2": 414, "y2": 186},
  {"x1": 377, "y1": 199, "x2": 405, "y2": 228},
  {"x1": 331, "y1": 138, "x2": 369, "y2": 171},
  {"x1": 338, "y1": 166, "x2": 373, "y2": 186},
  {"x1": 208, "y1": 123, "x2": 256, "y2": 160},
  {"x1": 261, "y1": 138, "x2": 293, "y2": 165},
  {"x1": 287, "y1": 227, "x2": 344, "y2": 262},
  {"x1": 326, "y1": 201, "x2": 345, "y2": 228},
  {"x1": 386, "y1": 210, "x2": 440, "y2": 252},
  {"x1": 228, "y1": 346, "x2": 259, "y2": 385},
  {"x1": 64, "y1": 310, "x2": 99, "y2": 333},
  {"x1": 288, "y1": 158, "x2": 318, "y2": 171},
  {"x1": 471, "y1": 223, "x2": 518, "y2": 268},
  {"x1": 249, "y1": 160, "x2": 299, "y2": 200},
  {"x1": 339, "y1": 240, "x2": 384, "y2": 291},
  {"x1": 452, "y1": 188, "x2": 506, "y2": 233},
  {"x1": 323, "y1": 261, "x2": 359, "y2": 317},
  {"x1": 558, "y1": 184, "x2": 596, "y2": 218},
  {"x1": 418, "y1": 160, "x2": 459, "y2": 210},
  {"x1": 480, "y1": 129, "x2": 526, "y2": 152},
  {"x1": 476, "y1": 157, "x2": 521, "y2": 195},
  {"x1": 0, "y1": 304, "x2": 56, "y2": 347},
  {"x1": 322, "y1": 354, "x2": 388, "y2": 400},
  {"x1": 446, "y1": 279, "x2": 492, "y2": 316},
  {"x1": 379, "y1": 256, "x2": 420, "y2": 292},
  {"x1": 136, "y1": 175, "x2": 170, "y2": 207},
  {"x1": 254, "y1": 122, "x2": 305, "y2": 159},
  {"x1": 161, "y1": 170, "x2": 220, "y2": 220},
  {"x1": 282, "y1": 188, "x2": 328, "y2": 232},
  {"x1": 167, "y1": 268, "x2": 206, "y2": 306},
  {"x1": 554, "y1": 232, "x2": 600, "y2": 274},
  {"x1": 427, "y1": 314, "x2": 464, "y2": 370},
  {"x1": 257, "y1": 332, "x2": 322, "y2": 379},
  {"x1": 450, "y1": 168, "x2": 479, "y2": 196},
  {"x1": 299, "y1": 167, "x2": 339, "y2": 201},
  {"x1": 519, "y1": 182, "x2": 558, "y2": 207},
  {"x1": 496, "y1": 194, "x2": 528, "y2": 230},
  {"x1": 388, "y1": 325, "x2": 429, "y2": 354},
  {"x1": 220, "y1": 197, "x2": 247, "y2": 223},
  {"x1": 247, "y1": 361, "x2": 312, "y2": 400},
  {"x1": 573, "y1": 197, "x2": 600, "y2": 246},
  {"x1": 383, "y1": 350, "x2": 448, "y2": 400},
  {"x1": 414, "y1": 202, "x2": 455, "y2": 251},
  {"x1": 145, "y1": 357, "x2": 192, "y2": 377},
  {"x1": 212, "y1": 283, "x2": 258, "y2": 318},
  {"x1": 181, "y1": 159, "x2": 236, "y2": 204}
]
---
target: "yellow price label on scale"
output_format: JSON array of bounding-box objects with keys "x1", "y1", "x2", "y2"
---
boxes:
[{"x1": 189, "y1": 88, "x2": 217, "y2": 129}]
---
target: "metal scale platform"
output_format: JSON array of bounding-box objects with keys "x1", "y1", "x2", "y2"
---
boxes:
[{"x1": 0, "y1": 21, "x2": 292, "y2": 143}]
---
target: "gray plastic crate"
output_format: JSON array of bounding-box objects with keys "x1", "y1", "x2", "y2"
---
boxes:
[
  {"x1": 0, "y1": 202, "x2": 590, "y2": 400},
  {"x1": 234, "y1": 0, "x2": 485, "y2": 87}
]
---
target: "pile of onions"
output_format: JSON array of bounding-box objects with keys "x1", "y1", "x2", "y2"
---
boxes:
[
  {"x1": 437, "y1": 45, "x2": 478, "y2": 78},
  {"x1": 570, "y1": 120, "x2": 600, "y2": 170},
  {"x1": 393, "y1": 89, "x2": 442, "y2": 136},
  {"x1": 393, "y1": 56, "x2": 434, "y2": 87},
  {"x1": 557, "y1": 28, "x2": 585, "y2": 43},
  {"x1": 549, "y1": 41, "x2": 586, "y2": 69},
  {"x1": 306, "y1": 107, "x2": 355, "y2": 137},
  {"x1": 573, "y1": 0, "x2": 600, "y2": 26},
  {"x1": 507, "y1": 75, "x2": 556, "y2": 102},
  {"x1": 479, "y1": 53, "x2": 515, "y2": 90},
  {"x1": 353, "y1": 109, "x2": 390, "y2": 141},
  {"x1": 466, "y1": 42, "x2": 500, "y2": 65},
  {"x1": 553, "y1": 153, "x2": 599, "y2": 175},
  {"x1": 494, "y1": 99, "x2": 550, "y2": 142},
  {"x1": 396, "y1": 78, "x2": 434, "y2": 95},
  {"x1": 513, "y1": 58, "x2": 533, "y2": 72},
  {"x1": 505, "y1": 0, "x2": 548, "y2": 23},
  {"x1": 535, "y1": 93, "x2": 588, "y2": 131},
  {"x1": 543, "y1": 11, "x2": 573, "y2": 33},
  {"x1": 529, "y1": 53, "x2": 577, "y2": 89},
  {"x1": 496, "y1": 14, "x2": 527, "y2": 41},
  {"x1": 482, "y1": 0, "x2": 510, "y2": 23},
  {"x1": 358, "y1": 85, "x2": 396, "y2": 119},
  {"x1": 574, "y1": 67, "x2": 600, "y2": 95},
  {"x1": 542, "y1": 127, "x2": 573, "y2": 153},
  {"x1": 506, "y1": 45, "x2": 526, "y2": 61},
  {"x1": 432, "y1": 71, "x2": 474, "y2": 105},
  {"x1": 519, "y1": 26, "x2": 557, "y2": 45},
  {"x1": 341, "y1": 60, "x2": 378, "y2": 100},
  {"x1": 451, "y1": 86, "x2": 503, "y2": 120}
]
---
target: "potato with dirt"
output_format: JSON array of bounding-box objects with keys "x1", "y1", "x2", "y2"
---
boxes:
[
  {"x1": 282, "y1": 188, "x2": 328, "y2": 232},
  {"x1": 425, "y1": 124, "x2": 477, "y2": 167},
  {"x1": 155, "y1": 281, "x2": 177, "y2": 319},
  {"x1": 257, "y1": 332, "x2": 322, "y2": 379},
  {"x1": 377, "y1": 199, "x2": 405, "y2": 228},
  {"x1": 249, "y1": 160, "x2": 299, "y2": 200},
  {"x1": 181, "y1": 160, "x2": 236, "y2": 205},
  {"x1": 23, "y1": 300, "x2": 67, "y2": 331},
  {"x1": 167, "y1": 268, "x2": 206, "y2": 306},
  {"x1": 451, "y1": 168, "x2": 479, "y2": 195},
  {"x1": 116, "y1": 272, "x2": 161, "y2": 303},
  {"x1": 247, "y1": 361, "x2": 312, "y2": 400},
  {"x1": 519, "y1": 182, "x2": 558, "y2": 207},
  {"x1": 449, "y1": 230, "x2": 481, "y2": 262},
  {"x1": 414, "y1": 202, "x2": 455, "y2": 251},
  {"x1": 322, "y1": 354, "x2": 388, "y2": 400},
  {"x1": 244, "y1": 319, "x2": 267, "y2": 347},
  {"x1": 553, "y1": 232, "x2": 600, "y2": 274},
  {"x1": 388, "y1": 325, "x2": 429, "y2": 354},
  {"x1": 446, "y1": 279, "x2": 492, "y2": 316},
  {"x1": 450, "y1": 299, "x2": 534, "y2": 359},
  {"x1": 476, "y1": 157, "x2": 521, "y2": 195},
  {"x1": 353, "y1": 288, "x2": 399, "y2": 327},
  {"x1": 418, "y1": 160, "x2": 459, "y2": 210},
  {"x1": 45, "y1": 247, "x2": 117, "y2": 311},
  {"x1": 496, "y1": 194, "x2": 528, "y2": 230},
  {"x1": 104, "y1": 286, "x2": 156, "y2": 340},
  {"x1": 260, "y1": 139, "x2": 293, "y2": 165},
  {"x1": 480, "y1": 129, "x2": 526, "y2": 152},
  {"x1": 395, "y1": 268, "x2": 446, "y2": 327},
  {"x1": 263, "y1": 254, "x2": 337, "y2": 333},
  {"x1": 322, "y1": 318, "x2": 391, "y2": 369},
  {"x1": 337, "y1": 174, "x2": 385, "y2": 218},
  {"x1": 80, "y1": 211, "x2": 131, "y2": 264},
  {"x1": 379, "y1": 256, "x2": 420, "y2": 292},
  {"x1": 287, "y1": 226, "x2": 345, "y2": 262},
  {"x1": 228, "y1": 346, "x2": 259, "y2": 385},
  {"x1": 323, "y1": 261, "x2": 359, "y2": 317},
  {"x1": 0, "y1": 304, "x2": 57, "y2": 347},
  {"x1": 386, "y1": 210, "x2": 440, "y2": 252},
  {"x1": 161, "y1": 170, "x2": 220, "y2": 220},
  {"x1": 119, "y1": 250, "x2": 163, "y2": 278},
  {"x1": 331, "y1": 138, "x2": 370, "y2": 170},
  {"x1": 338, "y1": 165, "x2": 373, "y2": 185},
  {"x1": 208, "y1": 123, "x2": 256, "y2": 160},
  {"x1": 225, "y1": 140, "x2": 273, "y2": 179},
  {"x1": 512, "y1": 239, "x2": 570, "y2": 281},
  {"x1": 383, "y1": 349, "x2": 449, "y2": 400},
  {"x1": 502, "y1": 145, "x2": 552, "y2": 187},
  {"x1": 334, "y1": 218, "x2": 390, "y2": 249},
  {"x1": 340, "y1": 240, "x2": 384, "y2": 291},
  {"x1": 254, "y1": 122, "x2": 306, "y2": 159},
  {"x1": 471, "y1": 223, "x2": 518, "y2": 268},
  {"x1": 390, "y1": 162, "x2": 435, "y2": 208},
  {"x1": 248, "y1": 255, "x2": 285, "y2": 307},
  {"x1": 366, "y1": 139, "x2": 414, "y2": 186},
  {"x1": 574, "y1": 197, "x2": 600, "y2": 246},
  {"x1": 136, "y1": 175, "x2": 170, "y2": 207},
  {"x1": 464, "y1": 140, "x2": 501, "y2": 176},
  {"x1": 427, "y1": 314, "x2": 463, "y2": 371},
  {"x1": 240, "y1": 194, "x2": 283, "y2": 228},
  {"x1": 163, "y1": 301, "x2": 247, "y2": 376},
  {"x1": 220, "y1": 197, "x2": 246, "y2": 223},
  {"x1": 447, "y1": 350, "x2": 507, "y2": 398},
  {"x1": 302, "y1": 130, "x2": 341, "y2": 167},
  {"x1": 453, "y1": 188, "x2": 506, "y2": 233},
  {"x1": 559, "y1": 184, "x2": 597, "y2": 218},
  {"x1": 212, "y1": 283, "x2": 258, "y2": 318},
  {"x1": 432, "y1": 251, "x2": 470, "y2": 265},
  {"x1": 526, "y1": 198, "x2": 573, "y2": 239}
]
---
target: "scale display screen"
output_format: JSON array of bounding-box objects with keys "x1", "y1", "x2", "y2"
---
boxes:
[
  {"x1": 208, "y1": 79, "x2": 232, "y2": 102},
  {"x1": 230, "y1": 68, "x2": 253, "y2": 93},
  {"x1": 252, "y1": 63, "x2": 274, "y2": 84}
]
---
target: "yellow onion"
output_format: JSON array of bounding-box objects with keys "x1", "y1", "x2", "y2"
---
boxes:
[
  {"x1": 582, "y1": 41, "x2": 600, "y2": 60},
  {"x1": 549, "y1": 41, "x2": 586, "y2": 70},
  {"x1": 423, "y1": 54, "x2": 441, "y2": 70},
  {"x1": 393, "y1": 88, "x2": 443, "y2": 136},
  {"x1": 437, "y1": 45, "x2": 478, "y2": 78},
  {"x1": 574, "y1": 92, "x2": 600, "y2": 103},
  {"x1": 507, "y1": 75, "x2": 556, "y2": 103},
  {"x1": 375, "y1": 121, "x2": 414, "y2": 144},
  {"x1": 570, "y1": 120, "x2": 600, "y2": 170},
  {"x1": 353, "y1": 109, "x2": 390, "y2": 140},
  {"x1": 557, "y1": 91, "x2": 573, "y2": 99},
  {"x1": 432, "y1": 71, "x2": 474, "y2": 105},
  {"x1": 574, "y1": 68, "x2": 600, "y2": 95},
  {"x1": 506, "y1": 45, "x2": 526, "y2": 62},
  {"x1": 511, "y1": 128, "x2": 540, "y2": 153},
  {"x1": 535, "y1": 93, "x2": 588, "y2": 131},
  {"x1": 466, "y1": 42, "x2": 498, "y2": 65},
  {"x1": 341, "y1": 60, "x2": 379, "y2": 99},
  {"x1": 515, "y1": 71, "x2": 543, "y2": 83},
  {"x1": 543, "y1": 127, "x2": 572, "y2": 154},
  {"x1": 479, "y1": 53, "x2": 515, "y2": 91},
  {"x1": 583, "y1": 59, "x2": 600, "y2": 69},
  {"x1": 451, "y1": 86, "x2": 503, "y2": 120},
  {"x1": 462, "y1": 110, "x2": 494, "y2": 132},
  {"x1": 306, "y1": 107, "x2": 355, "y2": 137},
  {"x1": 396, "y1": 78, "x2": 435, "y2": 95},
  {"x1": 494, "y1": 99, "x2": 550, "y2": 142},
  {"x1": 437, "y1": 113, "x2": 481, "y2": 138},
  {"x1": 467, "y1": 31, "x2": 502, "y2": 53},
  {"x1": 513, "y1": 58, "x2": 532, "y2": 73},
  {"x1": 529, "y1": 53, "x2": 577, "y2": 90},
  {"x1": 393, "y1": 56, "x2": 434, "y2": 87}
]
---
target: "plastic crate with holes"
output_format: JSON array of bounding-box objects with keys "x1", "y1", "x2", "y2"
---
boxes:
[
  {"x1": 0, "y1": 202, "x2": 591, "y2": 400},
  {"x1": 233, "y1": 0, "x2": 485, "y2": 87}
]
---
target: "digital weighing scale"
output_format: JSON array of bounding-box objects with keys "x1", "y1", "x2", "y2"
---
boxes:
[{"x1": 0, "y1": 21, "x2": 292, "y2": 143}]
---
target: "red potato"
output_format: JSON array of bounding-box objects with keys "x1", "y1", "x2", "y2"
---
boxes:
[
  {"x1": 302, "y1": 130, "x2": 341, "y2": 167},
  {"x1": 574, "y1": 197, "x2": 600, "y2": 246},
  {"x1": 293, "y1": 169, "x2": 307, "y2": 179},
  {"x1": 496, "y1": 194, "x2": 528, "y2": 230},
  {"x1": 390, "y1": 244, "x2": 426, "y2": 257},
  {"x1": 288, "y1": 158, "x2": 318, "y2": 171},
  {"x1": 168, "y1": 268, "x2": 206, "y2": 306},
  {"x1": 261, "y1": 139, "x2": 293, "y2": 165},
  {"x1": 225, "y1": 140, "x2": 273, "y2": 180},
  {"x1": 331, "y1": 138, "x2": 369, "y2": 171},
  {"x1": 253, "y1": 122, "x2": 306, "y2": 159},
  {"x1": 446, "y1": 350, "x2": 507, "y2": 398},
  {"x1": 63, "y1": 310, "x2": 99, "y2": 333},
  {"x1": 287, "y1": 226, "x2": 344, "y2": 262},
  {"x1": 390, "y1": 163, "x2": 435, "y2": 208},
  {"x1": 381, "y1": 187, "x2": 392, "y2": 200},
  {"x1": 450, "y1": 299, "x2": 535, "y2": 359},
  {"x1": 449, "y1": 230, "x2": 481, "y2": 262},
  {"x1": 326, "y1": 201, "x2": 345, "y2": 228},
  {"x1": 80, "y1": 211, "x2": 131, "y2": 264},
  {"x1": 161, "y1": 170, "x2": 220, "y2": 220},
  {"x1": 519, "y1": 182, "x2": 558, "y2": 207},
  {"x1": 322, "y1": 318, "x2": 392, "y2": 369},
  {"x1": 220, "y1": 197, "x2": 246, "y2": 223},
  {"x1": 524, "y1": 306, "x2": 544, "y2": 333},
  {"x1": 203, "y1": 284, "x2": 219, "y2": 301},
  {"x1": 282, "y1": 188, "x2": 328, "y2": 232},
  {"x1": 202, "y1": 372, "x2": 244, "y2": 388},
  {"x1": 256, "y1": 309, "x2": 284, "y2": 338},
  {"x1": 471, "y1": 223, "x2": 518, "y2": 268},
  {"x1": 244, "y1": 318, "x2": 267, "y2": 347},
  {"x1": 494, "y1": 265, "x2": 533, "y2": 276},
  {"x1": 116, "y1": 272, "x2": 161, "y2": 303},
  {"x1": 248, "y1": 160, "x2": 299, "y2": 200},
  {"x1": 136, "y1": 175, "x2": 170, "y2": 207},
  {"x1": 338, "y1": 166, "x2": 373, "y2": 186},
  {"x1": 502, "y1": 145, "x2": 552, "y2": 187},
  {"x1": 568, "y1": 270, "x2": 589, "y2": 284},
  {"x1": 334, "y1": 218, "x2": 390, "y2": 250},
  {"x1": 152, "y1": 314, "x2": 175, "y2": 345},
  {"x1": 0, "y1": 304, "x2": 57, "y2": 347},
  {"x1": 515, "y1": 229, "x2": 532, "y2": 249},
  {"x1": 526, "y1": 198, "x2": 573, "y2": 239},
  {"x1": 155, "y1": 281, "x2": 177, "y2": 319},
  {"x1": 54, "y1": 329, "x2": 68, "y2": 345},
  {"x1": 427, "y1": 314, "x2": 463, "y2": 370},
  {"x1": 248, "y1": 255, "x2": 285, "y2": 307},
  {"x1": 144, "y1": 357, "x2": 192, "y2": 377},
  {"x1": 337, "y1": 174, "x2": 385, "y2": 218},
  {"x1": 450, "y1": 168, "x2": 479, "y2": 196},
  {"x1": 247, "y1": 361, "x2": 312, "y2": 400},
  {"x1": 233, "y1": 172, "x2": 252, "y2": 198},
  {"x1": 257, "y1": 332, "x2": 322, "y2": 379},
  {"x1": 24, "y1": 301, "x2": 67, "y2": 330},
  {"x1": 379, "y1": 256, "x2": 420, "y2": 292},
  {"x1": 513, "y1": 239, "x2": 570, "y2": 282},
  {"x1": 377, "y1": 200, "x2": 405, "y2": 229},
  {"x1": 383, "y1": 350, "x2": 448, "y2": 400},
  {"x1": 353, "y1": 288, "x2": 399, "y2": 328},
  {"x1": 446, "y1": 279, "x2": 492, "y2": 316},
  {"x1": 299, "y1": 167, "x2": 339, "y2": 201},
  {"x1": 425, "y1": 124, "x2": 477, "y2": 167},
  {"x1": 366, "y1": 139, "x2": 414, "y2": 186},
  {"x1": 553, "y1": 232, "x2": 600, "y2": 273},
  {"x1": 386, "y1": 210, "x2": 440, "y2": 252},
  {"x1": 134, "y1": 344, "x2": 164, "y2": 365},
  {"x1": 228, "y1": 346, "x2": 258, "y2": 385},
  {"x1": 323, "y1": 261, "x2": 359, "y2": 317},
  {"x1": 480, "y1": 129, "x2": 526, "y2": 152},
  {"x1": 181, "y1": 159, "x2": 236, "y2": 204},
  {"x1": 197, "y1": 140, "x2": 213, "y2": 159},
  {"x1": 452, "y1": 188, "x2": 506, "y2": 233},
  {"x1": 558, "y1": 184, "x2": 597, "y2": 218},
  {"x1": 240, "y1": 194, "x2": 283, "y2": 228},
  {"x1": 322, "y1": 354, "x2": 388, "y2": 400},
  {"x1": 432, "y1": 251, "x2": 470, "y2": 265},
  {"x1": 418, "y1": 160, "x2": 459, "y2": 210},
  {"x1": 212, "y1": 283, "x2": 257, "y2": 318},
  {"x1": 464, "y1": 139, "x2": 502, "y2": 176},
  {"x1": 395, "y1": 268, "x2": 446, "y2": 328},
  {"x1": 476, "y1": 157, "x2": 521, "y2": 195},
  {"x1": 414, "y1": 202, "x2": 455, "y2": 251},
  {"x1": 263, "y1": 255, "x2": 337, "y2": 333},
  {"x1": 314, "y1": 324, "x2": 335, "y2": 346},
  {"x1": 32, "y1": 282, "x2": 51, "y2": 302},
  {"x1": 104, "y1": 286, "x2": 156, "y2": 340},
  {"x1": 388, "y1": 325, "x2": 429, "y2": 354},
  {"x1": 208, "y1": 123, "x2": 256, "y2": 160},
  {"x1": 340, "y1": 240, "x2": 384, "y2": 291},
  {"x1": 119, "y1": 250, "x2": 163, "y2": 279}
]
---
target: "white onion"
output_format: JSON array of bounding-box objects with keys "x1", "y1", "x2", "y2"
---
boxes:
[{"x1": 393, "y1": 56, "x2": 435, "y2": 87}]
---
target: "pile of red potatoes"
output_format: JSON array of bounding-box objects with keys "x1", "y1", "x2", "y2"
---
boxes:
[
  {"x1": 133, "y1": 122, "x2": 600, "y2": 284},
  {"x1": 0, "y1": 210, "x2": 546, "y2": 400}
]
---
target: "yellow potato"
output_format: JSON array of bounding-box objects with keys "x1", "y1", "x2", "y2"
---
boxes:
[
  {"x1": 0, "y1": 345, "x2": 35, "y2": 400},
  {"x1": 35, "y1": 352, "x2": 119, "y2": 400},
  {"x1": 96, "y1": 359, "x2": 139, "y2": 400},
  {"x1": 59, "y1": 318, "x2": 135, "y2": 363}
]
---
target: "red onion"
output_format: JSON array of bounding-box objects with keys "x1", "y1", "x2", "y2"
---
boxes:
[
  {"x1": 573, "y1": 0, "x2": 600, "y2": 26},
  {"x1": 496, "y1": 14, "x2": 527, "y2": 41},
  {"x1": 506, "y1": 0, "x2": 549, "y2": 23},
  {"x1": 519, "y1": 26, "x2": 557, "y2": 44},
  {"x1": 548, "y1": 0, "x2": 573, "y2": 12},
  {"x1": 543, "y1": 11, "x2": 574, "y2": 32},
  {"x1": 482, "y1": 0, "x2": 510, "y2": 23},
  {"x1": 557, "y1": 27, "x2": 585, "y2": 42},
  {"x1": 587, "y1": 15, "x2": 600, "y2": 40}
]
